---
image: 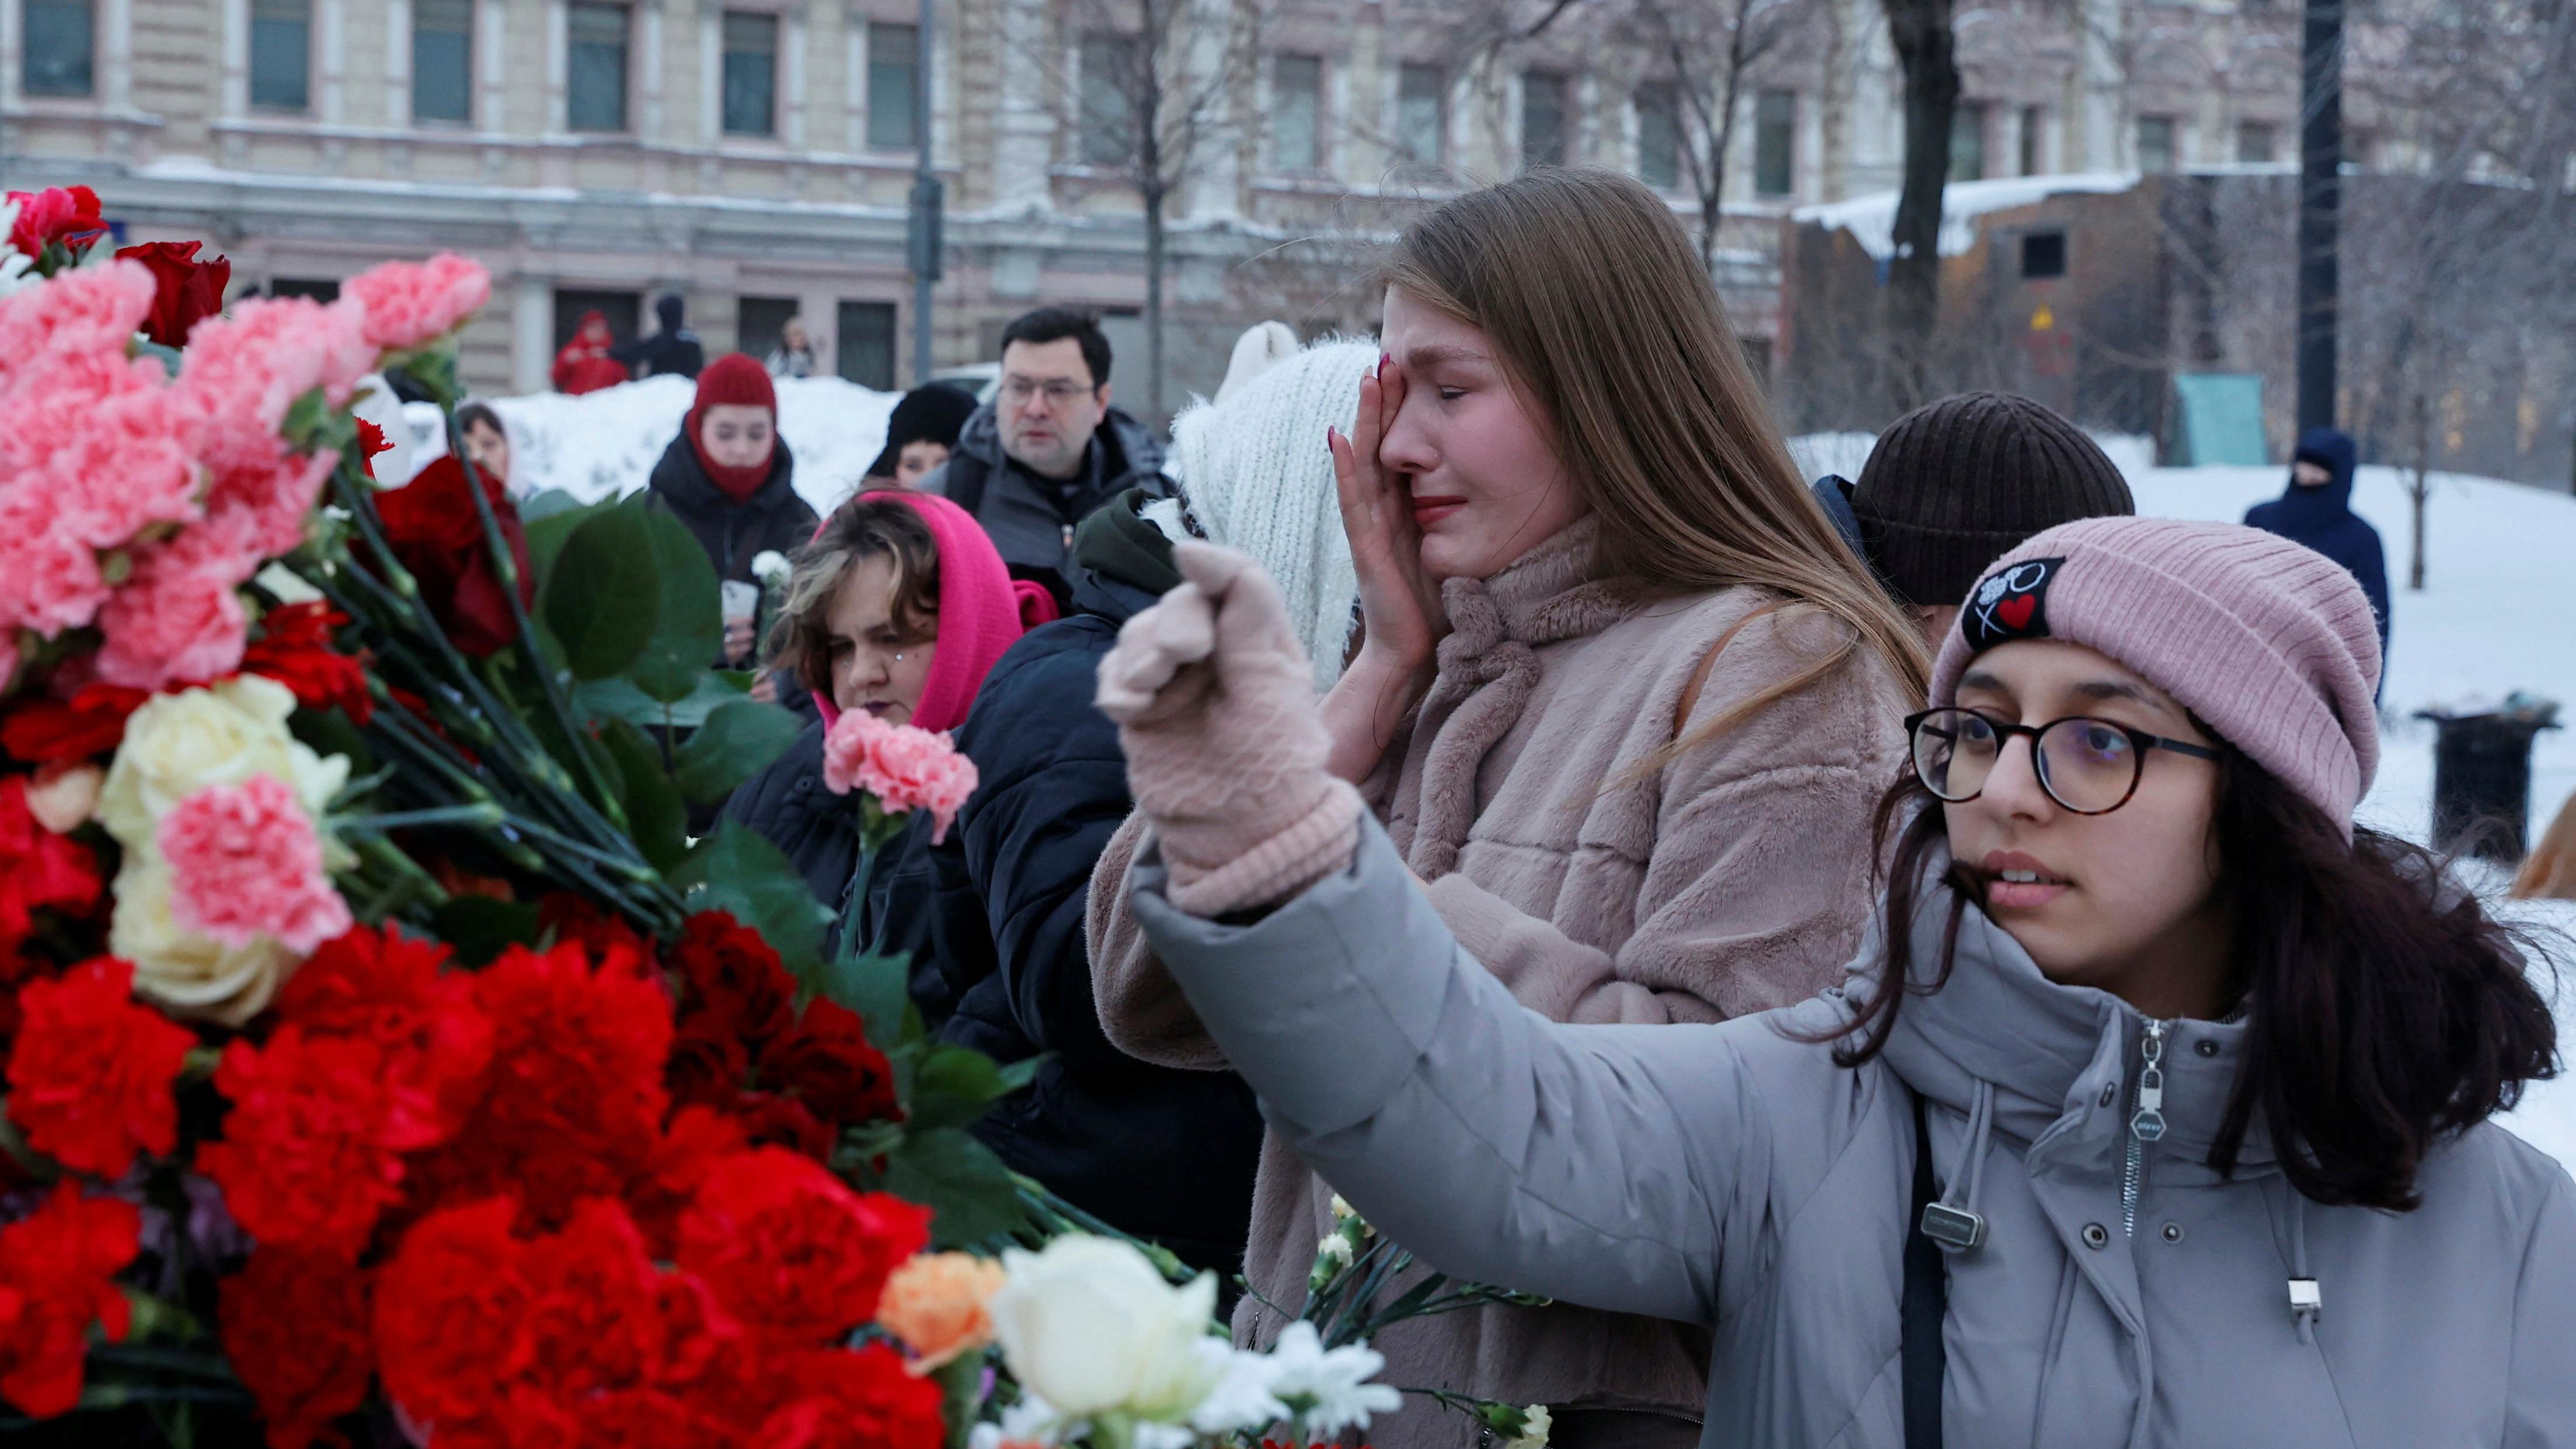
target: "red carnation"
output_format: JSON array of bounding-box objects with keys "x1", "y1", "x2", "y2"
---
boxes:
[
  {"x1": 0, "y1": 1182, "x2": 139, "y2": 1417},
  {"x1": 200, "y1": 1027, "x2": 428, "y2": 1258},
  {"x1": 0, "y1": 683, "x2": 152, "y2": 764},
  {"x1": 670, "y1": 910, "x2": 796, "y2": 1046},
  {"x1": 764, "y1": 997, "x2": 901, "y2": 1126},
  {"x1": 5, "y1": 957, "x2": 192, "y2": 1177},
  {"x1": 726, "y1": 1089, "x2": 837, "y2": 1161},
  {"x1": 274, "y1": 922, "x2": 491, "y2": 1142},
  {"x1": 758, "y1": 1345, "x2": 948, "y2": 1449},
  {"x1": 240, "y1": 601, "x2": 373, "y2": 723},
  {"x1": 373, "y1": 1197, "x2": 534, "y2": 1434},
  {"x1": 6, "y1": 186, "x2": 106, "y2": 262},
  {"x1": 676, "y1": 1147, "x2": 929, "y2": 1345},
  {"x1": 401, "y1": 937, "x2": 672, "y2": 1233},
  {"x1": 625, "y1": 1105, "x2": 747, "y2": 1259},
  {"x1": 218, "y1": 1250, "x2": 373, "y2": 1449},
  {"x1": 111, "y1": 239, "x2": 230, "y2": 348},
  {"x1": 0, "y1": 777, "x2": 103, "y2": 981},
  {"x1": 354, "y1": 418, "x2": 394, "y2": 481},
  {"x1": 372, "y1": 455, "x2": 534, "y2": 658},
  {"x1": 513, "y1": 1198, "x2": 670, "y2": 1401}
]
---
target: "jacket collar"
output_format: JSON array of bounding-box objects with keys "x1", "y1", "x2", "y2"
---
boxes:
[
  {"x1": 1434, "y1": 516, "x2": 1640, "y2": 660},
  {"x1": 649, "y1": 431, "x2": 799, "y2": 518},
  {"x1": 1863, "y1": 849, "x2": 2269, "y2": 1169}
]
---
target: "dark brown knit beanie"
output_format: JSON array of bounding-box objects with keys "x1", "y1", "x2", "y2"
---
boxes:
[{"x1": 1848, "y1": 391, "x2": 2136, "y2": 610}]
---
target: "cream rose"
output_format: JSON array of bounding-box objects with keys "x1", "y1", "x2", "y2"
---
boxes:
[
  {"x1": 107, "y1": 855, "x2": 301, "y2": 1026},
  {"x1": 987, "y1": 1236, "x2": 1225, "y2": 1423},
  {"x1": 97, "y1": 676, "x2": 352, "y2": 1023},
  {"x1": 97, "y1": 676, "x2": 347, "y2": 846}
]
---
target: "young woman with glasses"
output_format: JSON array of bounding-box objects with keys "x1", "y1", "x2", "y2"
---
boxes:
[{"x1": 1093, "y1": 514, "x2": 2571, "y2": 1447}]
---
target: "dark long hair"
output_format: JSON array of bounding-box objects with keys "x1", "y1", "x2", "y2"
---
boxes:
[{"x1": 1836, "y1": 750, "x2": 2561, "y2": 1212}]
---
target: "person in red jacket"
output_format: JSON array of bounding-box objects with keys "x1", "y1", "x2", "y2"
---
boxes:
[{"x1": 551, "y1": 310, "x2": 628, "y2": 394}]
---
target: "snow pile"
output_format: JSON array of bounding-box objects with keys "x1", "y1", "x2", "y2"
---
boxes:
[
  {"x1": 1791, "y1": 172, "x2": 2141, "y2": 261},
  {"x1": 482, "y1": 375, "x2": 903, "y2": 516},
  {"x1": 1787, "y1": 432, "x2": 1876, "y2": 482}
]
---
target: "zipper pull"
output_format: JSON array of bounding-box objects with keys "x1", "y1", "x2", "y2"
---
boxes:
[{"x1": 2130, "y1": 1019, "x2": 2169, "y2": 1144}]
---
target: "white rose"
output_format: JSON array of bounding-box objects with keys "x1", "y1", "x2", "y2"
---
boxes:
[
  {"x1": 97, "y1": 676, "x2": 348, "y2": 848},
  {"x1": 108, "y1": 855, "x2": 300, "y2": 1026},
  {"x1": 988, "y1": 1236, "x2": 1224, "y2": 1422}
]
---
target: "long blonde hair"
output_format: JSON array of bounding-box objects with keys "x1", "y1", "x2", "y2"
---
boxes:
[{"x1": 1380, "y1": 169, "x2": 1930, "y2": 730}]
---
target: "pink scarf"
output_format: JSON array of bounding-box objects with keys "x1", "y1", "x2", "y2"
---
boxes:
[{"x1": 811, "y1": 491, "x2": 1058, "y2": 734}]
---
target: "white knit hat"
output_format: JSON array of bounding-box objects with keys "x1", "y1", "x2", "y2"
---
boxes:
[{"x1": 1166, "y1": 335, "x2": 1378, "y2": 692}]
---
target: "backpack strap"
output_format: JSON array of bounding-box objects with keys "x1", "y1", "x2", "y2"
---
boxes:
[{"x1": 1904, "y1": 1091, "x2": 1948, "y2": 1449}]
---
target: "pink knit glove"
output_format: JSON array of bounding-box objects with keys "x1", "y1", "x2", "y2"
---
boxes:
[{"x1": 1096, "y1": 542, "x2": 1362, "y2": 916}]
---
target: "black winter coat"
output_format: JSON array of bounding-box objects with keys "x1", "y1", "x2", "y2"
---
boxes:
[
  {"x1": 643, "y1": 432, "x2": 819, "y2": 662},
  {"x1": 2243, "y1": 426, "x2": 2392, "y2": 665}
]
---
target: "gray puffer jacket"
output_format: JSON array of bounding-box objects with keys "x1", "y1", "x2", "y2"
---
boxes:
[{"x1": 1130, "y1": 818, "x2": 2576, "y2": 1448}]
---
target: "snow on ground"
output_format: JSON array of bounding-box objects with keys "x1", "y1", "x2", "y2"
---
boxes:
[{"x1": 483, "y1": 375, "x2": 901, "y2": 517}]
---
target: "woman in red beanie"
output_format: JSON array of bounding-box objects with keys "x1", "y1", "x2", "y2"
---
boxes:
[{"x1": 645, "y1": 352, "x2": 819, "y2": 676}]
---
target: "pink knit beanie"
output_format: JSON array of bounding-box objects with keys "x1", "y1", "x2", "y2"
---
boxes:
[
  {"x1": 1928, "y1": 517, "x2": 2383, "y2": 831},
  {"x1": 810, "y1": 491, "x2": 1058, "y2": 734}
]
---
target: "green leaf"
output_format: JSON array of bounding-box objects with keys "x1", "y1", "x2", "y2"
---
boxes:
[
  {"x1": 597, "y1": 718, "x2": 690, "y2": 874},
  {"x1": 906, "y1": 1044, "x2": 1043, "y2": 1132},
  {"x1": 524, "y1": 494, "x2": 613, "y2": 596},
  {"x1": 879, "y1": 1126, "x2": 1033, "y2": 1247},
  {"x1": 571, "y1": 671, "x2": 754, "y2": 733},
  {"x1": 673, "y1": 697, "x2": 803, "y2": 804},
  {"x1": 518, "y1": 487, "x2": 591, "y2": 524},
  {"x1": 428, "y1": 896, "x2": 543, "y2": 966},
  {"x1": 544, "y1": 504, "x2": 665, "y2": 680},
  {"x1": 624, "y1": 504, "x2": 724, "y2": 704},
  {"x1": 811, "y1": 949, "x2": 911, "y2": 1048},
  {"x1": 673, "y1": 821, "x2": 829, "y2": 980},
  {"x1": 281, "y1": 385, "x2": 356, "y2": 457}
]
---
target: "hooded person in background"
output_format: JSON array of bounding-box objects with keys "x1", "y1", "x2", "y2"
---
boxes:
[
  {"x1": 862, "y1": 383, "x2": 980, "y2": 492},
  {"x1": 1833, "y1": 392, "x2": 2137, "y2": 652},
  {"x1": 2244, "y1": 426, "x2": 2390, "y2": 669},
  {"x1": 615, "y1": 293, "x2": 705, "y2": 382},
  {"x1": 919, "y1": 306, "x2": 1168, "y2": 611},
  {"x1": 645, "y1": 354, "x2": 818, "y2": 690},
  {"x1": 551, "y1": 310, "x2": 628, "y2": 395}
]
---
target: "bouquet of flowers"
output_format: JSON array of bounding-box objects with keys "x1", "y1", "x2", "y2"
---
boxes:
[{"x1": 0, "y1": 187, "x2": 1403, "y2": 1449}]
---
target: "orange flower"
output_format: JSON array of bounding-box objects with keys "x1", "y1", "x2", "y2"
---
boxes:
[{"x1": 876, "y1": 1252, "x2": 1007, "y2": 1373}]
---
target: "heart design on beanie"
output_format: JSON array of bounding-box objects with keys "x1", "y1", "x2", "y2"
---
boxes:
[{"x1": 1962, "y1": 556, "x2": 2065, "y2": 653}]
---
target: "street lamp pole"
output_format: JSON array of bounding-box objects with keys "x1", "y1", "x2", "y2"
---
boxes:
[
  {"x1": 907, "y1": 0, "x2": 943, "y2": 387},
  {"x1": 2294, "y1": 0, "x2": 2343, "y2": 433}
]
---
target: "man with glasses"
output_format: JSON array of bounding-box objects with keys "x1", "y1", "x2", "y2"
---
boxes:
[{"x1": 918, "y1": 307, "x2": 1169, "y2": 610}]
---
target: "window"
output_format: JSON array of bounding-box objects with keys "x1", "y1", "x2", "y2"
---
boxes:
[
  {"x1": 1079, "y1": 33, "x2": 1138, "y2": 166},
  {"x1": 837, "y1": 300, "x2": 897, "y2": 390},
  {"x1": 1272, "y1": 54, "x2": 1321, "y2": 172},
  {"x1": 22, "y1": 0, "x2": 93, "y2": 96},
  {"x1": 1948, "y1": 102, "x2": 1987, "y2": 181},
  {"x1": 270, "y1": 278, "x2": 341, "y2": 302},
  {"x1": 722, "y1": 11, "x2": 777, "y2": 136},
  {"x1": 2021, "y1": 230, "x2": 2067, "y2": 278},
  {"x1": 567, "y1": 2, "x2": 629, "y2": 132},
  {"x1": 1635, "y1": 82, "x2": 1679, "y2": 190},
  {"x1": 866, "y1": 22, "x2": 918, "y2": 150},
  {"x1": 738, "y1": 295, "x2": 799, "y2": 360},
  {"x1": 413, "y1": 0, "x2": 473, "y2": 123},
  {"x1": 2137, "y1": 115, "x2": 2177, "y2": 172},
  {"x1": 1396, "y1": 63, "x2": 1445, "y2": 174},
  {"x1": 1755, "y1": 89, "x2": 1795, "y2": 197},
  {"x1": 2236, "y1": 120, "x2": 2277, "y2": 164},
  {"x1": 2019, "y1": 104, "x2": 2044, "y2": 176},
  {"x1": 553, "y1": 288, "x2": 640, "y2": 351},
  {"x1": 1521, "y1": 71, "x2": 1566, "y2": 170},
  {"x1": 250, "y1": 0, "x2": 311, "y2": 111}
]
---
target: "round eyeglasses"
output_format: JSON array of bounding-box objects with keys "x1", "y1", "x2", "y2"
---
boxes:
[{"x1": 1906, "y1": 707, "x2": 2221, "y2": 816}]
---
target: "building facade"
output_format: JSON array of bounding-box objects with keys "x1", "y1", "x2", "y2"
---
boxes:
[{"x1": 4, "y1": 0, "x2": 2357, "y2": 408}]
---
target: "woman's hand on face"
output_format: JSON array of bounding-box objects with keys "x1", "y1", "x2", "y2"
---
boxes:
[{"x1": 1329, "y1": 360, "x2": 1446, "y2": 672}]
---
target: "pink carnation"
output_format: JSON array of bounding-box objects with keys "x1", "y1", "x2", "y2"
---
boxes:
[
  {"x1": 93, "y1": 518, "x2": 263, "y2": 689},
  {"x1": 0, "y1": 350, "x2": 199, "y2": 551},
  {"x1": 342, "y1": 253, "x2": 491, "y2": 351},
  {"x1": 158, "y1": 773, "x2": 351, "y2": 954},
  {"x1": 0, "y1": 488, "x2": 112, "y2": 637},
  {"x1": 174, "y1": 295, "x2": 374, "y2": 476},
  {"x1": 0, "y1": 258, "x2": 156, "y2": 397},
  {"x1": 202, "y1": 449, "x2": 336, "y2": 563},
  {"x1": 821, "y1": 711, "x2": 978, "y2": 845}
]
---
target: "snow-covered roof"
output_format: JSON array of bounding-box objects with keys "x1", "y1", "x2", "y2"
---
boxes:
[{"x1": 1791, "y1": 172, "x2": 2141, "y2": 261}]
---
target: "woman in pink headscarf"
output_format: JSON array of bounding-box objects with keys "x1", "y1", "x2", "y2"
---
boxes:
[{"x1": 723, "y1": 491, "x2": 1054, "y2": 954}]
